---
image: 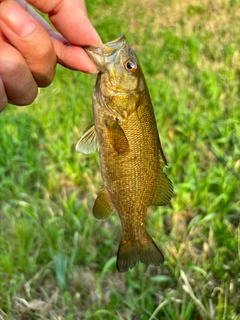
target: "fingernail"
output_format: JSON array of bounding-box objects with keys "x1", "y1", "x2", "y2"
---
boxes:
[{"x1": 0, "y1": 1, "x2": 36, "y2": 38}]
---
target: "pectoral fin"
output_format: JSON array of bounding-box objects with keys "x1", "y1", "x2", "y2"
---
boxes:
[
  {"x1": 106, "y1": 120, "x2": 129, "y2": 154},
  {"x1": 93, "y1": 188, "x2": 116, "y2": 220},
  {"x1": 151, "y1": 169, "x2": 173, "y2": 206},
  {"x1": 76, "y1": 125, "x2": 99, "y2": 154}
]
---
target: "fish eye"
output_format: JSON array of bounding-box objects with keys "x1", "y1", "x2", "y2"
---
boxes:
[{"x1": 124, "y1": 59, "x2": 137, "y2": 73}]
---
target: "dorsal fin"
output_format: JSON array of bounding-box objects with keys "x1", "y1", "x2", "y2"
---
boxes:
[
  {"x1": 151, "y1": 143, "x2": 173, "y2": 206},
  {"x1": 151, "y1": 170, "x2": 173, "y2": 206}
]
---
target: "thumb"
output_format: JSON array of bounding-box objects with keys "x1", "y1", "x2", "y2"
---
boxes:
[{"x1": 0, "y1": 0, "x2": 56, "y2": 86}]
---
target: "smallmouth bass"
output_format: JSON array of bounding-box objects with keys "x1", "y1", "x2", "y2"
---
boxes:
[{"x1": 76, "y1": 35, "x2": 173, "y2": 272}]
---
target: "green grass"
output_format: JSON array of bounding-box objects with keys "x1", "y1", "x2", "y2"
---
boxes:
[{"x1": 0, "y1": 0, "x2": 239, "y2": 319}]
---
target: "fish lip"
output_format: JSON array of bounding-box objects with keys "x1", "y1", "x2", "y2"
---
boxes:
[
  {"x1": 84, "y1": 34, "x2": 126, "y2": 71},
  {"x1": 84, "y1": 34, "x2": 126, "y2": 54},
  {"x1": 103, "y1": 34, "x2": 126, "y2": 47}
]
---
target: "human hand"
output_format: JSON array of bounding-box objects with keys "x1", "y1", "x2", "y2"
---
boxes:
[{"x1": 0, "y1": 0, "x2": 102, "y2": 111}]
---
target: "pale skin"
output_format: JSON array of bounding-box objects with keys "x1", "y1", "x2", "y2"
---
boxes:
[{"x1": 0, "y1": 0, "x2": 102, "y2": 111}]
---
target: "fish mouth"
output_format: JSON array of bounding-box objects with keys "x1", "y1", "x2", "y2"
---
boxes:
[
  {"x1": 84, "y1": 34, "x2": 126, "y2": 71},
  {"x1": 102, "y1": 34, "x2": 126, "y2": 53}
]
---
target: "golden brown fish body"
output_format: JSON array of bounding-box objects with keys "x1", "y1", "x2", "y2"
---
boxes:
[{"x1": 76, "y1": 35, "x2": 173, "y2": 272}]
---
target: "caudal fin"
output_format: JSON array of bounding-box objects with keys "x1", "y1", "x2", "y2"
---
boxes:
[{"x1": 117, "y1": 233, "x2": 164, "y2": 273}]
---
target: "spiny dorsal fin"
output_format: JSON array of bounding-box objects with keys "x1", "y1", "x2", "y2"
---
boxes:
[
  {"x1": 93, "y1": 187, "x2": 116, "y2": 220},
  {"x1": 76, "y1": 124, "x2": 99, "y2": 154},
  {"x1": 106, "y1": 120, "x2": 129, "y2": 154}
]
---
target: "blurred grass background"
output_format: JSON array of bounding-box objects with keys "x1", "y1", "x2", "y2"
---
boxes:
[{"x1": 0, "y1": 0, "x2": 239, "y2": 319}]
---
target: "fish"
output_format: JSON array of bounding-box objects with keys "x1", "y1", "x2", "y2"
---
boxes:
[{"x1": 76, "y1": 35, "x2": 173, "y2": 272}]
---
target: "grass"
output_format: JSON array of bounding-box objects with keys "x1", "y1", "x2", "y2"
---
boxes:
[{"x1": 0, "y1": 0, "x2": 239, "y2": 319}]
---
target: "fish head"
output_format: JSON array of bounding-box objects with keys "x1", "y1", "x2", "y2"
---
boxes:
[{"x1": 84, "y1": 35, "x2": 144, "y2": 93}]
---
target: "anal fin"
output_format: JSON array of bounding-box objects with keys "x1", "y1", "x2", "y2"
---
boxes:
[{"x1": 93, "y1": 187, "x2": 116, "y2": 220}]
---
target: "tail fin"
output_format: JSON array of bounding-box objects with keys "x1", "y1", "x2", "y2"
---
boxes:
[{"x1": 117, "y1": 233, "x2": 164, "y2": 273}]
